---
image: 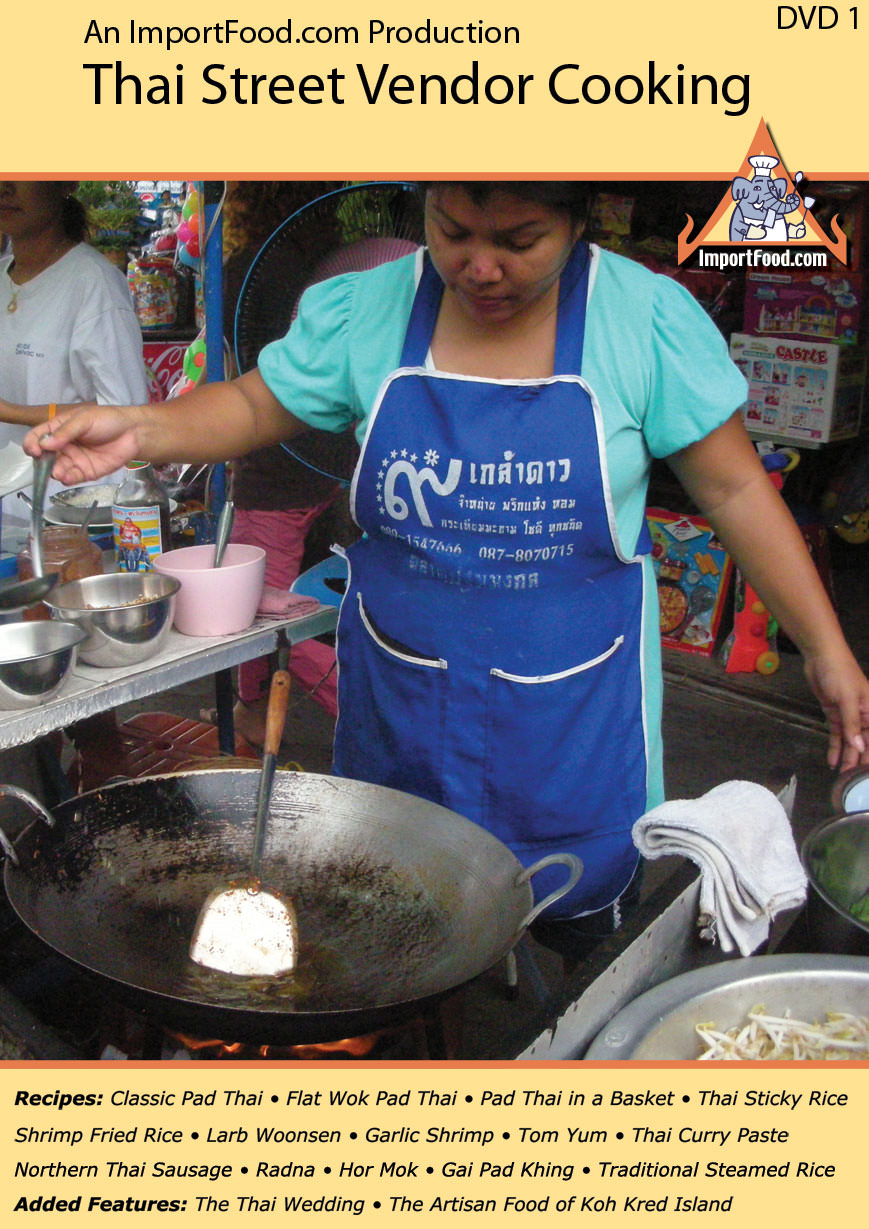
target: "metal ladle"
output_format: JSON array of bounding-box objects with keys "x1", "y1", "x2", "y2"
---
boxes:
[
  {"x1": 0, "y1": 454, "x2": 60, "y2": 613},
  {"x1": 212, "y1": 499, "x2": 234, "y2": 568}
]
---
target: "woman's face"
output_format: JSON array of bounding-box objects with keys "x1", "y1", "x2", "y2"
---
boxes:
[
  {"x1": 0, "y1": 181, "x2": 69, "y2": 242},
  {"x1": 425, "y1": 186, "x2": 583, "y2": 327}
]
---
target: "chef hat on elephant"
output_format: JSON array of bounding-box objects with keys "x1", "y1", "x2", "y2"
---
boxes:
[{"x1": 748, "y1": 155, "x2": 780, "y2": 178}]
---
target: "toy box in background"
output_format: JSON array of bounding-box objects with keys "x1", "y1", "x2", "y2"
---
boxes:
[
  {"x1": 589, "y1": 193, "x2": 635, "y2": 254},
  {"x1": 742, "y1": 268, "x2": 861, "y2": 344},
  {"x1": 730, "y1": 332, "x2": 866, "y2": 444},
  {"x1": 647, "y1": 509, "x2": 733, "y2": 657}
]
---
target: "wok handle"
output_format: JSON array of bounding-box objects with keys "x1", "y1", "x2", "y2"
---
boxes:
[
  {"x1": 0, "y1": 827, "x2": 19, "y2": 867},
  {"x1": 0, "y1": 785, "x2": 57, "y2": 868},
  {"x1": 0, "y1": 785, "x2": 55, "y2": 828},
  {"x1": 515, "y1": 853, "x2": 583, "y2": 930}
]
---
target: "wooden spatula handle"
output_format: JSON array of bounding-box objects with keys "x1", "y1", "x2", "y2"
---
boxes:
[{"x1": 263, "y1": 670, "x2": 292, "y2": 759}]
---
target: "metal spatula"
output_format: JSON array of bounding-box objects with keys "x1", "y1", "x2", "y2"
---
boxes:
[{"x1": 189, "y1": 669, "x2": 299, "y2": 977}]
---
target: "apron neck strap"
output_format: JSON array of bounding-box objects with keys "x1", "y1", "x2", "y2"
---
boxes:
[
  {"x1": 400, "y1": 242, "x2": 592, "y2": 372},
  {"x1": 553, "y1": 241, "x2": 590, "y2": 375},
  {"x1": 401, "y1": 253, "x2": 443, "y2": 367}
]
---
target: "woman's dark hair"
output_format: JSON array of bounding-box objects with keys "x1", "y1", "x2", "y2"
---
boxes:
[
  {"x1": 418, "y1": 180, "x2": 594, "y2": 306},
  {"x1": 60, "y1": 192, "x2": 89, "y2": 243},
  {"x1": 419, "y1": 181, "x2": 593, "y2": 229}
]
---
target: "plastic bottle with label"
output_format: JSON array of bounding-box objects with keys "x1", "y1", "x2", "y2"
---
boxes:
[{"x1": 112, "y1": 462, "x2": 172, "y2": 572}]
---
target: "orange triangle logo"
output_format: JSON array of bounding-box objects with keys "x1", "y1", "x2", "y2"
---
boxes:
[{"x1": 677, "y1": 118, "x2": 848, "y2": 263}]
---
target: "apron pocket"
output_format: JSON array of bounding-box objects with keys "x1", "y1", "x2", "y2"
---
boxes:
[
  {"x1": 334, "y1": 593, "x2": 449, "y2": 804},
  {"x1": 483, "y1": 634, "x2": 644, "y2": 854},
  {"x1": 357, "y1": 596, "x2": 447, "y2": 669}
]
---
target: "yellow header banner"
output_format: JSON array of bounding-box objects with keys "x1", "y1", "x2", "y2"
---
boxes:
[{"x1": 4, "y1": 1, "x2": 866, "y2": 174}]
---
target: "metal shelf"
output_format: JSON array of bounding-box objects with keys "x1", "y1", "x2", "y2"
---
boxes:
[{"x1": 0, "y1": 606, "x2": 337, "y2": 750}]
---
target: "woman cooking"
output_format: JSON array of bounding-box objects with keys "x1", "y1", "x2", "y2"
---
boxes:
[{"x1": 13, "y1": 181, "x2": 869, "y2": 955}]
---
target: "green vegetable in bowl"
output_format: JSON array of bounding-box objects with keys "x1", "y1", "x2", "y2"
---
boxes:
[
  {"x1": 812, "y1": 829, "x2": 869, "y2": 924},
  {"x1": 850, "y1": 890, "x2": 869, "y2": 924}
]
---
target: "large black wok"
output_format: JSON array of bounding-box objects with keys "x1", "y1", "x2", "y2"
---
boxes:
[{"x1": 0, "y1": 771, "x2": 580, "y2": 1045}]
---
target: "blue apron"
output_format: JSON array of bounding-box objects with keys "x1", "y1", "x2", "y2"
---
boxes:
[{"x1": 334, "y1": 245, "x2": 649, "y2": 917}]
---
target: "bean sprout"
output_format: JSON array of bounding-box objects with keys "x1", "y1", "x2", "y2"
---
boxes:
[{"x1": 696, "y1": 1007, "x2": 869, "y2": 1060}]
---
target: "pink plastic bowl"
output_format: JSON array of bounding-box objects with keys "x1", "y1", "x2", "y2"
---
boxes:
[{"x1": 153, "y1": 544, "x2": 266, "y2": 636}]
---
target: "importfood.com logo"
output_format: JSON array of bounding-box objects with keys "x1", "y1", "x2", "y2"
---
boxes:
[{"x1": 678, "y1": 119, "x2": 850, "y2": 269}]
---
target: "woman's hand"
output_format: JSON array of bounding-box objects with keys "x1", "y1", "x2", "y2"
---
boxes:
[
  {"x1": 23, "y1": 372, "x2": 306, "y2": 483},
  {"x1": 24, "y1": 368, "x2": 306, "y2": 479},
  {"x1": 24, "y1": 404, "x2": 143, "y2": 485},
  {"x1": 803, "y1": 647, "x2": 869, "y2": 772}
]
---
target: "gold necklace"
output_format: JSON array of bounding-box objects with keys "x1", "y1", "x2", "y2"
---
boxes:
[{"x1": 6, "y1": 241, "x2": 70, "y2": 313}]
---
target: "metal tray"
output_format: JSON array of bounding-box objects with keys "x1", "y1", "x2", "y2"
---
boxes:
[
  {"x1": 584, "y1": 953, "x2": 869, "y2": 1059},
  {"x1": 46, "y1": 490, "x2": 178, "y2": 530},
  {"x1": 49, "y1": 483, "x2": 119, "y2": 524}
]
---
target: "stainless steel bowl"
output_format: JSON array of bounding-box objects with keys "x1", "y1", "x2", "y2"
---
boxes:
[
  {"x1": 802, "y1": 812, "x2": 869, "y2": 955},
  {"x1": 831, "y1": 768, "x2": 869, "y2": 814},
  {"x1": 584, "y1": 954, "x2": 869, "y2": 1058},
  {"x1": 0, "y1": 620, "x2": 86, "y2": 708},
  {"x1": 44, "y1": 573, "x2": 181, "y2": 668}
]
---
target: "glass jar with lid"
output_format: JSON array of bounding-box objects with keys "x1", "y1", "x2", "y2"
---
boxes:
[{"x1": 17, "y1": 526, "x2": 104, "y2": 619}]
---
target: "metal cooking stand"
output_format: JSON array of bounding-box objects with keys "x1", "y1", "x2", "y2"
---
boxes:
[{"x1": 0, "y1": 607, "x2": 338, "y2": 752}]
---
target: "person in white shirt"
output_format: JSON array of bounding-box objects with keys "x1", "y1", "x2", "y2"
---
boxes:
[
  {"x1": 0, "y1": 181, "x2": 148, "y2": 420},
  {"x1": 0, "y1": 181, "x2": 149, "y2": 798},
  {"x1": 0, "y1": 180, "x2": 148, "y2": 517}
]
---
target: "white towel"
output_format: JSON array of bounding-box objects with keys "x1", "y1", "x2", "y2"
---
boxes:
[{"x1": 632, "y1": 780, "x2": 807, "y2": 956}]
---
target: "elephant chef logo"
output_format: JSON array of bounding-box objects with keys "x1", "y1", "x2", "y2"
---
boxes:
[
  {"x1": 729, "y1": 155, "x2": 807, "y2": 244},
  {"x1": 677, "y1": 118, "x2": 849, "y2": 264}
]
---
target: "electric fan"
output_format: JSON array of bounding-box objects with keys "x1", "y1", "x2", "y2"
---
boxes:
[{"x1": 234, "y1": 183, "x2": 425, "y2": 480}]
